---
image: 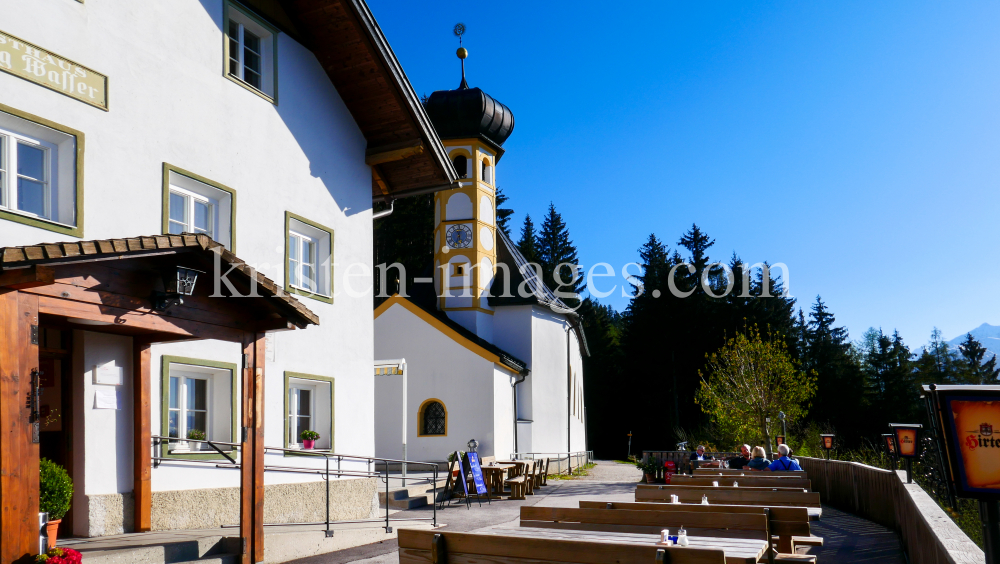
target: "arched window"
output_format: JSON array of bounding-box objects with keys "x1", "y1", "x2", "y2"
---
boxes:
[
  {"x1": 482, "y1": 159, "x2": 494, "y2": 184},
  {"x1": 452, "y1": 155, "x2": 468, "y2": 178},
  {"x1": 420, "y1": 400, "x2": 447, "y2": 436}
]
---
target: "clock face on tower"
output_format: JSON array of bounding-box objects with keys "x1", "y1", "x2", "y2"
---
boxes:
[{"x1": 445, "y1": 224, "x2": 473, "y2": 249}]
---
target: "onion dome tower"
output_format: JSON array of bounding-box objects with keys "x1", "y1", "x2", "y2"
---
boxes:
[{"x1": 425, "y1": 25, "x2": 515, "y2": 341}]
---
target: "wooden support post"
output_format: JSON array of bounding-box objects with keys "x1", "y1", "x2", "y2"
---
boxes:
[
  {"x1": 0, "y1": 290, "x2": 41, "y2": 563},
  {"x1": 240, "y1": 332, "x2": 266, "y2": 564},
  {"x1": 133, "y1": 339, "x2": 152, "y2": 533}
]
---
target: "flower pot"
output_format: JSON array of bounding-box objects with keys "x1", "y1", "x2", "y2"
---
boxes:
[
  {"x1": 45, "y1": 519, "x2": 61, "y2": 550},
  {"x1": 188, "y1": 440, "x2": 201, "y2": 451},
  {"x1": 644, "y1": 473, "x2": 656, "y2": 484},
  {"x1": 302, "y1": 439, "x2": 315, "y2": 449}
]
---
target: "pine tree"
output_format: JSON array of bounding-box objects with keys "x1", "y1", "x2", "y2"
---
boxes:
[
  {"x1": 537, "y1": 202, "x2": 584, "y2": 305},
  {"x1": 373, "y1": 195, "x2": 434, "y2": 304},
  {"x1": 803, "y1": 296, "x2": 865, "y2": 442},
  {"x1": 517, "y1": 214, "x2": 539, "y2": 264},
  {"x1": 678, "y1": 224, "x2": 715, "y2": 277},
  {"x1": 495, "y1": 185, "x2": 514, "y2": 239},
  {"x1": 914, "y1": 328, "x2": 962, "y2": 385},
  {"x1": 861, "y1": 328, "x2": 918, "y2": 428},
  {"x1": 958, "y1": 333, "x2": 1000, "y2": 385}
]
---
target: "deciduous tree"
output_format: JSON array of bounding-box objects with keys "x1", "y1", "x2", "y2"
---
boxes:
[{"x1": 695, "y1": 325, "x2": 817, "y2": 456}]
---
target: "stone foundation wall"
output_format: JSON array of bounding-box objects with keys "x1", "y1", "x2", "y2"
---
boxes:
[
  {"x1": 85, "y1": 492, "x2": 135, "y2": 537},
  {"x1": 82, "y1": 478, "x2": 379, "y2": 537}
]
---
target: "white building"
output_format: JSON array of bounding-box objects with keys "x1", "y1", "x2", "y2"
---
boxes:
[
  {"x1": 374, "y1": 60, "x2": 589, "y2": 465},
  {"x1": 0, "y1": 0, "x2": 454, "y2": 546}
]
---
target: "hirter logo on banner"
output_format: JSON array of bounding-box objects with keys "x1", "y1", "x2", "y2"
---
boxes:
[{"x1": 981, "y1": 423, "x2": 993, "y2": 437}]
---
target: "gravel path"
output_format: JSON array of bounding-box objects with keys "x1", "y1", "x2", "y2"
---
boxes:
[{"x1": 577, "y1": 459, "x2": 642, "y2": 482}]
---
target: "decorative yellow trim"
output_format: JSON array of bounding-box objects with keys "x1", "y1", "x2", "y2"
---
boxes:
[
  {"x1": 374, "y1": 296, "x2": 500, "y2": 364},
  {"x1": 417, "y1": 398, "x2": 448, "y2": 437},
  {"x1": 437, "y1": 306, "x2": 494, "y2": 314}
]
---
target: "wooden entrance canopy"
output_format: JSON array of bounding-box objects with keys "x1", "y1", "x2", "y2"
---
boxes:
[{"x1": 0, "y1": 234, "x2": 318, "y2": 564}]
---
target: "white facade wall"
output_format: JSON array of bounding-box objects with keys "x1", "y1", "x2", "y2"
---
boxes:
[
  {"x1": 493, "y1": 305, "x2": 587, "y2": 456},
  {"x1": 373, "y1": 303, "x2": 516, "y2": 461},
  {"x1": 1, "y1": 0, "x2": 376, "y2": 533}
]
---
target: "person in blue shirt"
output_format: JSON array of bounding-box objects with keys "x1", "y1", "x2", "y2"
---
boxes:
[
  {"x1": 767, "y1": 444, "x2": 803, "y2": 472},
  {"x1": 746, "y1": 446, "x2": 770, "y2": 471}
]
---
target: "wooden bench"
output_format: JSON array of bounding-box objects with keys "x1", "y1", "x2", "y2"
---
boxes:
[
  {"x1": 671, "y1": 475, "x2": 812, "y2": 489},
  {"x1": 540, "y1": 457, "x2": 551, "y2": 485},
  {"x1": 506, "y1": 475, "x2": 529, "y2": 500},
  {"x1": 398, "y1": 528, "x2": 728, "y2": 564},
  {"x1": 532, "y1": 458, "x2": 547, "y2": 489},
  {"x1": 636, "y1": 486, "x2": 821, "y2": 508},
  {"x1": 578, "y1": 501, "x2": 821, "y2": 554},
  {"x1": 519, "y1": 507, "x2": 814, "y2": 563}
]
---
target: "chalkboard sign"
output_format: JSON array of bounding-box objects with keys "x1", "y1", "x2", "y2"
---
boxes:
[
  {"x1": 467, "y1": 452, "x2": 488, "y2": 496},
  {"x1": 454, "y1": 452, "x2": 469, "y2": 497}
]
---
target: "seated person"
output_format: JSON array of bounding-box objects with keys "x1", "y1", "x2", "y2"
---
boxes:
[
  {"x1": 746, "y1": 446, "x2": 770, "y2": 471},
  {"x1": 689, "y1": 445, "x2": 714, "y2": 461},
  {"x1": 728, "y1": 444, "x2": 751, "y2": 469},
  {"x1": 767, "y1": 444, "x2": 803, "y2": 472}
]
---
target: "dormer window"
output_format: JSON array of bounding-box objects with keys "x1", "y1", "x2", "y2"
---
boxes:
[{"x1": 452, "y1": 155, "x2": 468, "y2": 178}]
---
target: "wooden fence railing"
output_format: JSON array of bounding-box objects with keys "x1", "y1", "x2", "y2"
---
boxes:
[
  {"x1": 797, "y1": 457, "x2": 983, "y2": 564},
  {"x1": 642, "y1": 451, "x2": 739, "y2": 478}
]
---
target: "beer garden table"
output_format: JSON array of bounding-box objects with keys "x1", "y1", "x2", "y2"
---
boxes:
[{"x1": 480, "y1": 526, "x2": 768, "y2": 564}]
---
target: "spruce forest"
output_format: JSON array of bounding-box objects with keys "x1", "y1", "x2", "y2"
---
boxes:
[{"x1": 373, "y1": 195, "x2": 999, "y2": 458}]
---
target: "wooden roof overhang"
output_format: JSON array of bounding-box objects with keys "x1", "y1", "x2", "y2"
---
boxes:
[
  {"x1": 0, "y1": 233, "x2": 318, "y2": 343},
  {"x1": 270, "y1": 0, "x2": 459, "y2": 202}
]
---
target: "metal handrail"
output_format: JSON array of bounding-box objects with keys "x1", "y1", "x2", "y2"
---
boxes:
[
  {"x1": 151, "y1": 435, "x2": 440, "y2": 533},
  {"x1": 510, "y1": 451, "x2": 594, "y2": 474}
]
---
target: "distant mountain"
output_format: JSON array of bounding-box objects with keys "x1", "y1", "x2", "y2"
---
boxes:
[{"x1": 946, "y1": 323, "x2": 1000, "y2": 360}]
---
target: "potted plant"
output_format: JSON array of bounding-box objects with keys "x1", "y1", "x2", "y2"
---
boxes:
[
  {"x1": 634, "y1": 457, "x2": 658, "y2": 483},
  {"x1": 35, "y1": 547, "x2": 82, "y2": 564},
  {"x1": 300, "y1": 430, "x2": 320, "y2": 449},
  {"x1": 187, "y1": 429, "x2": 206, "y2": 451},
  {"x1": 39, "y1": 458, "x2": 73, "y2": 550}
]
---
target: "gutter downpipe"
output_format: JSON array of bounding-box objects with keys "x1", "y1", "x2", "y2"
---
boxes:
[
  {"x1": 566, "y1": 324, "x2": 572, "y2": 475},
  {"x1": 372, "y1": 199, "x2": 394, "y2": 220},
  {"x1": 512, "y1": 369, "x2": 527, "y2": 456}
]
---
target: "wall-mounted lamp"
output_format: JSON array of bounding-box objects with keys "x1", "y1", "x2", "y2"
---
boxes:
[
  {"x1": 152, "y1": 266, "x2": 204, "y2": 312},
  {"x1": 467, "y1": 439, "x2": 479, "y2": 453}
]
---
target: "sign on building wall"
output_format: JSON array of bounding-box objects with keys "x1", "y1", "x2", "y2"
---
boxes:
[{"x1": 0, "y1": 30, "x2": 108, "y2": 110}]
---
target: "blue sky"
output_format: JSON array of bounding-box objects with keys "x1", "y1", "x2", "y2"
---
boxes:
[{"x1": 370, "y1": 1, "x2": 1000, "y2": 348}]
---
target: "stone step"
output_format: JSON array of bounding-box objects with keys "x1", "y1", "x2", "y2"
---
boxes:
[
  {"x1": 77, "y1": 536, "x2": 239, "y2": 564},
  {"x1": 378, "y1": 479, "x2": 450, "y2": 509}
]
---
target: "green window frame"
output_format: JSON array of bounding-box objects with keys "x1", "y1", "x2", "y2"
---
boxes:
[
  {"x1": 0, "y1": 102, "x2": 84, "y2": 237},
  {"x1": 283, "y1": 372, "x2": 335, "y2": 454},
  {"x1": 284, "y1": 211, "x2": 334, "y2": 304},
  {"x1": 224, "y1": 0, "x2": 279, "y2": 104},
  {"x1": 161, "y1": 163, "x2": 237, "y2": 251},
  {"x1": 160, "y1": 355, "x2": 238, "y2": 461}
]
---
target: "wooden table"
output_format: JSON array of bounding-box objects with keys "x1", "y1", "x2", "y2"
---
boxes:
[{"x1": 482, "y1": 526, "x2": 768, "y2": 564}]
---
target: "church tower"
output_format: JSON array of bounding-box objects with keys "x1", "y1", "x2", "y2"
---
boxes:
[{"x1": 424, "y1": 38, "x2": 515, "y2": 341}]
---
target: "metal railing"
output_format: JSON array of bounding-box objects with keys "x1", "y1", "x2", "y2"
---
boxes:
[
  {"x1": 510, "y1": 451, "x2": 593, "y2": 475},
  {"x1": 151, "y1": 436, "x2": 439, "y2": 534}
]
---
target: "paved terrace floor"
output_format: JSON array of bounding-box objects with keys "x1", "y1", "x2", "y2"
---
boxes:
[{"x1": 290, "y1": 460, "x2": 906, "y2": 564}]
